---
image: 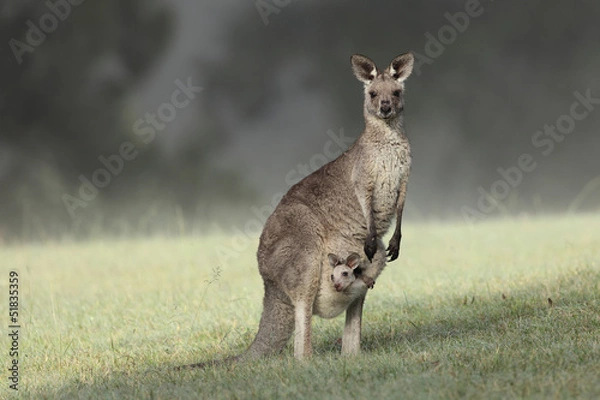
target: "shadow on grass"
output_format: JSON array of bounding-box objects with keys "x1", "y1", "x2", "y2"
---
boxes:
[
  {"x1": 31, "y1": 268, "x2": 600, "y2": 398},
  {"x1": 316, "y1": 268, "x2": 599, "y2": 354},
  {"x1": 375, "y1": 272, "x2": 597, "y2": 350}
]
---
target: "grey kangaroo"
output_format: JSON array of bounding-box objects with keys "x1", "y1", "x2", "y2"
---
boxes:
[
  {"x1": 182, "y1": 52, "x2": 414, "y2": 368},
  {"x1": 241, "y1": 52, "x2": 414, "y2": 360}
]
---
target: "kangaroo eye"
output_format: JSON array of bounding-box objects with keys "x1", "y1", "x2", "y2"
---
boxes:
[
  {"x1": 330, "y1": 274, "x2": 334, "y2": 281},
  {"x1": 393, "y1": 90, "x2": 401, "y2": 97},
  {"x1": 342, "y1": 272, "x2": 348, "y2": 277},
  {"x1": 369, "y1": 91, "x2": 377, "y2": 99}
]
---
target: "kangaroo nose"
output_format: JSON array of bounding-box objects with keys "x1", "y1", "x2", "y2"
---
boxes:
[{"x1": 380, "y1": 104, "x2": 391, "y2": 114}]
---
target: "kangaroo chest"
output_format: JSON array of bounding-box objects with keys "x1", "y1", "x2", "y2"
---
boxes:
[{"x1": 372, "y1": 143, "x2": 410, "y2": 218}]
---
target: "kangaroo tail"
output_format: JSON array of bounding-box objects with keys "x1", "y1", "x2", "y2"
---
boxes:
[
  {"x1": 175, "y1": 355, "x2": 239, "y2": 370},
  {"x1": 176, "y1": 284, "x2": 295, "y2": 369},
  {"x1": 240, "y1": 283, "x2": 295, "y2": 360}
]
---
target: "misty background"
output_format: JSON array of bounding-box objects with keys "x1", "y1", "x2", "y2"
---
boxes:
[{"x1": 1, "y1": 0, "x2": 599, "y2": 242}]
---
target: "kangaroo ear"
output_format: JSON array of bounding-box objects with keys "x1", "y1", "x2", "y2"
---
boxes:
[
  {"x1": 328, "y1": 253, "x2": 340, "y2": 268},
  {"x1": 346, "y1": 252, "x2": 361, "y2": 270},
  {"x1": 351, "y1": 54, "x2": 379, "y2": 84},
  {"x1": 387, "y1": 53, "x2": 414, "y2": 83}
]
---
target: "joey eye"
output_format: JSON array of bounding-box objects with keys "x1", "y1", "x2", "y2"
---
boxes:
[
  {"x1": 369, "y1": 91, "x2": 377, "y2": 99},
  {"x1": 330, "y1": 274, "x2": 334, "y2": 281},
  {"x1": 393, "y1": 90, "x2": 401, "y2": 97},
  {"x1": 342, "y1": 272, "x2": 348, "y2": 277}
]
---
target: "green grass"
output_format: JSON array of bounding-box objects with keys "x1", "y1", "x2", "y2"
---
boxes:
[{"x1": 1, "y1": 214, "x2": 599, "y2": 399}]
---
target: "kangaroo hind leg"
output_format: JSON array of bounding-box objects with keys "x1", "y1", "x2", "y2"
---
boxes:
[
  {"x1": 293, "y1": 298, "x2": 315, "y2": 359},
  {"x1": 243, "y1": 284, "x2": 295, "y2": 360}
]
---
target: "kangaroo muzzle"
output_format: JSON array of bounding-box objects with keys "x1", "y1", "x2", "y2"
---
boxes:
[{"x1": 378, "y1": 99, "x2": 392, "y2": 118}]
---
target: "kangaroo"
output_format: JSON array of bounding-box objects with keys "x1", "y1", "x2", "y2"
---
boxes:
[
  {"x1": 182, "y1": 52, "x2": 414, "y2": 368},
  {"x1": 328, "y1": 252, "x2": 374, "y2": 292},
  {"x1": 238, "y1": 52, "x2": 414, "y2": 361}
]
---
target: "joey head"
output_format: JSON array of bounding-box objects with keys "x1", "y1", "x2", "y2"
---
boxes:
[{"x1": 328, "y1": 252, "x2": 375, "y2": 291}]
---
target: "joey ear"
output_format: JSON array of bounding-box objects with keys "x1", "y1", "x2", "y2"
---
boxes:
[
  {"x1": 328, "y1": 253, "x2": 340, "y2": 268},
  {"x1": 351, "y1": 54, "x2": 379, "y2": 84},
  {"x1": 346, "y1": 252, "x2": 361, "y2": 270},
  {"x1": 387, "y1": 53, "x2": 414, "y2": 83}
]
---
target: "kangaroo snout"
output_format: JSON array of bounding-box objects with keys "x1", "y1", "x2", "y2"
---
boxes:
[{"x1": 379, "y1": 101, "x2": 392, "y2": 117}]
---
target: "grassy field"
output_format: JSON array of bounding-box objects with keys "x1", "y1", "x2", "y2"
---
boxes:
[{"x1": 1, "y1": 214, "x2": 599, "y2": 399}]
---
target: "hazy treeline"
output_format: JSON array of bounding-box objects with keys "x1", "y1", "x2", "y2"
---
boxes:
[{"x1": 1, "y1": 0, "x2": 599, "y2": 241}]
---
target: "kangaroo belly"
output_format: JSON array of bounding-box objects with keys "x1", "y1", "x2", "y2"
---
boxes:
[{"x1": 313, "y1": 282, "x2": 367, "y2": 319}]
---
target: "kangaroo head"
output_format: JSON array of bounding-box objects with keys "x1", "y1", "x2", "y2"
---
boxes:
[
  {"x1": 328, "y1": 252, "x2": 361, "y2": 292},
  {"x1": 351, "y1": 53, "x2": 414, "y2": 121}
]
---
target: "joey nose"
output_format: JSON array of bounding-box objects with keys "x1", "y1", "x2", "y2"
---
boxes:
[{"x1": 380, "y1": 105, "x2": 391, "y2": 115}]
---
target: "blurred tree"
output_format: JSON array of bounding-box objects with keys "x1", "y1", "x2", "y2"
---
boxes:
[
  {"x1": 0, "y1": 1, "x2": 255, "y2": 240},
  {"x1": 0, "y1": 0, "x2": 174, "y2": 239},
  {"x1": 1, "y1": 0, "x2": 598, "y2": 240},
  {"x1": 199, "y1": 0, "x2": 600, "y2": 216}
]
